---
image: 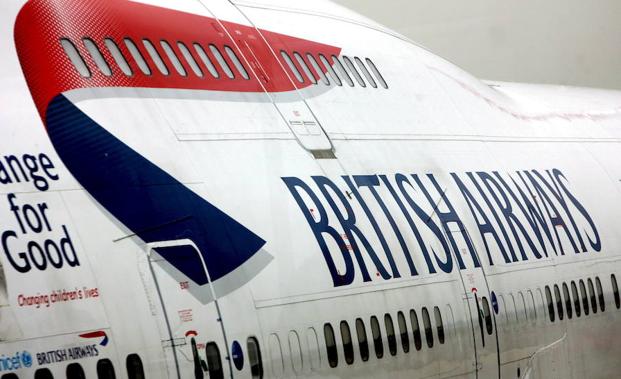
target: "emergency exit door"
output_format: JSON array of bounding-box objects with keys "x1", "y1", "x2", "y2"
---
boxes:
[{"x1": 142, "y1": 239, "x2": 232, "y2": 379}]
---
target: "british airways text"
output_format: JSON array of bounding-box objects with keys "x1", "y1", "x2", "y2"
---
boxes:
[{"x1": 283, "y1": 169, "x2": 600, "y2": 287}]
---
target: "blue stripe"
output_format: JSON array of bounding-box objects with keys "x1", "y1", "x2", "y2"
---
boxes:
[{"x1": 46, "y1": 94, "x2": 266, "y2": 285}]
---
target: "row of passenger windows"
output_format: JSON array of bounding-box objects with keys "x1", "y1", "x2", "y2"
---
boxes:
[
  {"x1": 544, "y1": 275, "x2": 620, "y2": 322},
  {"x1": 280, "y1": 51, "x2": 388, "y2": 89},
  {"x1": 322, "y1": 306, "x2": 446, "y2": 369},
  {"x1": 1, "y1": 354, "x2": 144, "y2": 379},
  {"x1": 60, "y1": 37, "x2": 250, "y2": 80},
  {"x1": 201, "y1": 337, "x2": 264, "y2": 379},
  {"x1": 491, "y1": 274, "x2": 620, "y2": 330},
  {"x1": 59, "y1": 37, "x2": 388, "y2": 91}
]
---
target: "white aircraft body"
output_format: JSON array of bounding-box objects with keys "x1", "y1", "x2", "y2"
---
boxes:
[{"x1": 1, "y1": 0, "x2": 620, "y2": 378}]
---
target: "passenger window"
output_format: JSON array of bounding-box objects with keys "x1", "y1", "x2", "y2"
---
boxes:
[
  {"x1": 612, "y1": 274, "x2": 620, "y2": 309},
  {"x1": 340, "y1": 321, "x2": 354, "y2": 365},
  {"x1": 142, "y1": 39, "x2": 169, "y2": 75},
  {"x1": 124, "y1": 38, "x2": 151, "y2": 75},
  {"x1": 280, "y1": 51, "x2": 303, "y2": 83},
  {"x1": 410, "y1": 309, "x2": 422, "y2": 351},
  {"x1": 97, "y1": 359, "x2": 116, "y2": 379},
  {"x1": 370, "y1": 315, "x2": 384, "y2": 358},
  {"x1": 288, "y1": 330, "x2": 303, "y2": 373},
  {"x1": 104, "y1": 39, "x2": 132, "y2": 76},
  {"x1": 343, "y1": 56, "x2": 366, "y2": 87},
  {"x1": 481, "y1": 297, "x2": 493, "y2": 335},
  {"x1": 35, "y1": 369, "x2": 53, "y2": 379},
  {"x1": 205, "y1": 342, "x2": 224, "y2": 379},
  {"x1": 60, "y1": 39, "x2": 91, "y2": 77},
  {"x1": 509, "y1": 293, "x2": 520, "y2": 324},
  {"x1": 306, "y1": 54, "x2": 330, "y2": 85},
  {"x1": 177, "y1": 42, "x2": 203, "y2": 77},
  {"x1": 126, "y1": 354, "x2": 145, "y2": 379},
  {"x1": 210, "y1": 45, "x2": 234, "y2": 79},
  {"x1": 365, "y1": 58, "x2": 388, "y2": 89},
  {"x1": 293, "y1": 52, "x2": 317, "y2": 84},
  {"x1": 305, "y1": 328, "x2": 321, "y2": 371},
  {"x1": 397, "y1": 311, "x2": 409, "y2": 353},
  {"x1": 355, "y1": 318, "x2": 369, "y2": 361},
  {"x1": 595, "y1": 277, "x2": 605, "y2": 312},
  {"x1": 2, "y1": 374, "x2": 18, "y2": 379},
  {"x1": 545, "y1": 286, "x2": 555, "y2": 322},
  {"x1": 562, "y1": 283, "x2": 573, "y2": 319},
  {"x1": 247, "y1": 337, "x2": 263, "y2": 379},
  {"x1": 323, "y1": 323, "x2": 338, "y2": 368},
  {"x1": 433, "y1": 306, "x2": 445, "y2": 343},
  {"x1": 268, "y1": 334, "x2": 284, "y2": 377},
  {"x1": 224, "y1": 46, "x2": 249, "y2": 80},
  {"x1": 83, "y1": 38, "x2": 112, "y2": 76},
  {"x1": 536, "y1": 289, "x2": 546, "y2": 320},
  {"x1": 580, "y1": 280, "x2": 589, "y2": 316},
  {"x1": 498, "y1": 295, "x2": 507, "y2": 324},
  {"x1": 193, "y1": 43, "x2": 220, "y2": 78},
  {"x1": 588, "y1": 278, "x2": 597, "y2": 314},
  {"x1": 160, "y1": 40, "x2": 186, "y2": 76},
  {"x1": 332, "y1": 56, "x2": 354, "y2": 86},
  {"x1": 318, "y1": 54, "x2": 342, "y2": 86},
  {"x1": 527, "y1": 290, "x2": 537, "y2": 321},
  {"x1": 571, "y1": 281, "x2": 581, "y2": 317},
  {"x1": 422, "y1": 307, "x2": 433, "y2": 348},
  {"x1": 67, "y1": 363, "x2": 86, "y2": 379},
  {"x1": 553, "y1": 285, "x2": 564, "y2": 320},
  {"x1": 518, "y1": 292, "x2": 528, "y2": 322},
  {"x1": 384, "y1": 313, "x2": 397, "y2": 356},
  {"x1": 354, "y1": 57, "x2": 377, "y2": 88}
]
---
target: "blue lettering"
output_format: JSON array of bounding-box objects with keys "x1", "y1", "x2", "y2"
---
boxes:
[
  {"x1": 313, "y1": 176, "x2": 391, "y2": 282},
  {"x1": 344, "y1": 176, "x2": 401, "y2": 278},
  {"x1": 282, "y1": 177, "x2": 353, "y2": 286}
]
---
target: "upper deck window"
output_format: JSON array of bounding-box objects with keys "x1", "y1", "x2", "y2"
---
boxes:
[
  {"x1": 160, "y1": 40, "x2": 186, "y2": 76},
  {"x1": 319, "y1": 54, "x2": 341, "y2": 86},
  {"x1": 124, "y1": 38, "x2": 151, "y2": 75},
  {"x1": 193, "y1": 43, "x2": 219, "y2": 78},
  {"x1": 210, "y1": 45, "x2": 234, "y2": 79},
  {"x1": 365, "y1": 58, "x2": 388, "y2": 89},
  {"x1": 143, "y1": 39, "x2": 169, "y2": 75},
  {"x1": 83, "y1": 38, "x2": 111, "y2": 76},
  {"x1": 177, "y1": 42, "x2": 203, "y2": 77},
  {"x1": 104, "y1": 39, "x2": 133, "y2": 76},
  {"x1": 343, "y1": 56, "x2": 366, "y2": 87},
  {"x1": 280, "y1": 51, "x2": 304, "y2": 83},
  {"x1": 355, "y1": 57, "x2": 377, "y2": 88},
  {"x1": 332, "y1": 56, "x2": 354, "y2": 87},
  {"x1": 294, "y1": 52, "x2": 317, "y2": 84},
  {"x1": 307, "y1": 54, "x2": 329, "y2": 85},
  {"x1": 224, "y1": 46, "x2": 249, "y2": 80},
  {"x1": 60, "y1": 39, "x2": 91, "y2": 77}
]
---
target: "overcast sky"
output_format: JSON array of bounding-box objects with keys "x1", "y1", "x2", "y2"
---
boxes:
[{"x1": 332, "y1": 0, "x2": 621, "y2": 90}]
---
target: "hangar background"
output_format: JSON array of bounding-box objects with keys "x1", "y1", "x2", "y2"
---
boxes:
[{"x1": 333, "y1": 0, "x2": 621, "y2": 90}]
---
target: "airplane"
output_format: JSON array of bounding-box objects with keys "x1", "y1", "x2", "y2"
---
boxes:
[{"x1": 1, "y1": 0, "x2": 620, "y2": 378}]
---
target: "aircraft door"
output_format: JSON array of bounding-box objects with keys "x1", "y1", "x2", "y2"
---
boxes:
[
  {"x1": 141, "y1": 239, "x2": 232, "y2": 379},
  {"x1": 447, "y1": 226, "x2": 501, "y2": 379},
  {"x1": 195, "y1": 1, "x2": 335, "y2": 155}
]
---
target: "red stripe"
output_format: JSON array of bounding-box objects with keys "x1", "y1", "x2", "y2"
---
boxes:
[
  {"x1": 14, "y1": 0, "x2": 341, "y2": 121},
  {"x1": 79, "y1": 331, "x2": 106, "y2": 339}
]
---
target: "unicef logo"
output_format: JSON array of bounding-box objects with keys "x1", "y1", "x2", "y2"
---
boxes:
[{"x1": 21, "y1": 351, "x2": 32, "y2": 368}]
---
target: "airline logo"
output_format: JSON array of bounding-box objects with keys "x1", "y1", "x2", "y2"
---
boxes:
[
  {"x1": 79, "y1": 331, "x2": 109, "y2": 346},
  {"x1": 284, "y1": 169, "x2": 600, "y2": 287},
  {"x1": 13, "y1": 0, "x2": 341, "y2": 299}
]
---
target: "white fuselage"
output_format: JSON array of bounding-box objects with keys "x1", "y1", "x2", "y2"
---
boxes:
[{"x1": 1, "y1": 1, "x2": 621, "y2": 379}]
